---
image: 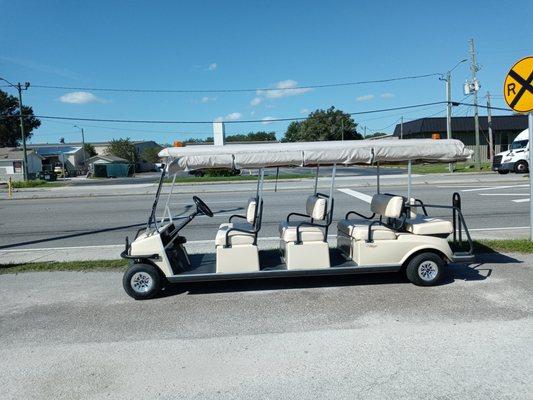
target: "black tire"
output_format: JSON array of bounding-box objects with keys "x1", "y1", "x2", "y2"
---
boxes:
[
  {"x1": 123, "y1": 263, "x2": 162, "y2": 300},
  {"x1": 514, "y1": 160, "x2": 528, "y2": 174},
  {"x1": 405, "y1": 252, "x2": 445, "y2": 286},
  {"x1": 497, "y1": 170, "x2": 509, "y2": 175}
]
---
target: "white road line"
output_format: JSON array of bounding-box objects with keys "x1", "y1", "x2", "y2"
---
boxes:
[
  {"x1": 468, "y1": 226, "x2": 529, "y2": 231},
  {"x1": 512, "y1": 198, "x2": 530, "y2": 203},
  {"x1": 461, "y1": 184, "x2": 529, "y2": 192},
  {"x1": 337, "y1": 188, "x2": 372, "y2": 203},
  {"x1": 478, "y1": 193, "x2": 529, "y2": 196}
]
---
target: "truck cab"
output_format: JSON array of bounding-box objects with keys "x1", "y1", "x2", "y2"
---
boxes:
[{"x1": 492, "y1": 129, "x2": 529, "y2": 174}]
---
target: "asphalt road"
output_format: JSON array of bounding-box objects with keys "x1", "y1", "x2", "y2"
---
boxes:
[
  {"x1": 0, "y1": 177, "x2": 530, "y2": 250},
  {"x1": 1, "y1": 253, "x2": 531, "y2": 399}
]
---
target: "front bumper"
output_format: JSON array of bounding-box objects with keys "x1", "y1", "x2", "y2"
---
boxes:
[{"x1": 492, "y1": 162, "x2": 514, "y2": 172}]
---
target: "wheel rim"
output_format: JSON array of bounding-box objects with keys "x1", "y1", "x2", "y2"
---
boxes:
[
  {"x1": 517, "y1": 163, "x2": 527, "y2": 173},
  {"x1": 418, "y1": 261, "x2": 438, "y2": 282},
  {"x1": 131, "y1": 272, "x2": 154, "y2": 294}
]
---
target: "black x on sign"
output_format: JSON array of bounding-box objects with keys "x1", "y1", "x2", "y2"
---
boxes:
[{"x1": 504, "y1": 56, "x2": 533, "y2": 113}]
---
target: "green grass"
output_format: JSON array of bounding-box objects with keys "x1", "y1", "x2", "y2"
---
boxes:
[
  {"x1": 2, "y1": 239, "x2": 533, "y2": 274},
  {"x1": 0, "y1": 259, "x2": 128, "y2": 274},
  {"x1": 410, "y1": 162, "x2": 492, "y2": 174},
  {"x1": 474, "y1": 239, "x2": 533, "y2": 254},
  {"x1": 8, "y1": 179, "x2": 66, "y2": 189},
  {"x1": 165, "y1": 173, "x2": 311, "y2": 183}
]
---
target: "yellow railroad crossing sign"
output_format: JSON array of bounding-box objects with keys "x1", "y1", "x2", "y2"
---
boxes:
[{"x1": 504, "y1": 56, "x2": 533, "y2": 113}]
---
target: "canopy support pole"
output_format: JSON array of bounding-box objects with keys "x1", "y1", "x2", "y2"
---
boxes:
[
  {"x1": 314, "y1": 165, "x2": 319, "y2": 194},
  {"x1": 258, "y1": 168, "x2": 265, "y2": 200},
  {"x1": 147, "y1": 168, "x2": 166, "y2": 232},
  {"x1": 161, "y1": 172, "x2": 177, "y2": 224},
  {"x1": 329, "y1": 164, "x2": 337, "y2": 200},
  {"x1": 256, "y1": 168, "x2": 261, "y2": 198},
  {"x1": 376, "y1": 162, "x2": 380, "y2": 194},
  {"x1": 407, "y1": 160, "x2": 412, "y2": 200}
]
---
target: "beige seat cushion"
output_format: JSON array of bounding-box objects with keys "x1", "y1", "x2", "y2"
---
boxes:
[
  {"x1": 405, "y1": 216, "x2": 453, "y2": 236},
  {"x1": 279, "y1": 221, "x2": 325, "y2": 242},
  {"x1": 306, "y1": 195, "x2": 327, "y2": 220},
  {"x1": 246, "y1": 198, "x2": 257, "y2": 224},
  {"x1": 215, "y1": 223, "x2": 256, "y2": 246},
  {"x1": 370, "y1": 194, "x2": 404, "y2": 218},
  {"x1": 338, "y1": 219, "x2": 397, "y2": 241}
]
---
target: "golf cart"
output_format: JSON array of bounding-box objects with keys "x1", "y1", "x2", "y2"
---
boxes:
[{"x1": 121, "y1": 139, "x2": 474, "y2": 299}]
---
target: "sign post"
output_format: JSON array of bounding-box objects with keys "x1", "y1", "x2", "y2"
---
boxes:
[{"x1": 503, "y1": 56, "x2": 533, "y2": 239}]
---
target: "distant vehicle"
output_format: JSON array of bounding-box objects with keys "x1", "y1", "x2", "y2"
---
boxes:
[
  {"x1": 154, "y1": 163, "x2": 165, "y2": 171},
  {"x1": 492, "y1": 129, "x2": 529, "y2": 174}
]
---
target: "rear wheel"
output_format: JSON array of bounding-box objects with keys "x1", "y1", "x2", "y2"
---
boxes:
[
  {"x1": 123, "y1": 263, "x2": 162, "y2": 300},
  {"x1": 405, "y1": 252, "x2": 445, "y2": 286},
  {"x1": 497, "y1": 170, "x2": 509, "y2": 175},
  {"x1": 514, "y1": 160, "x2": 528, "y2": 174}
]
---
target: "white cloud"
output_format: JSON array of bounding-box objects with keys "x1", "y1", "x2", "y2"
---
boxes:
[
  {"x1": 257, "y1": 79, "x2": 312, "y2": 99},
  {"x1": 300, "y1": 108, "x2": 309, "y2": 115},
  {"x1": 59, "y1": 91, "x2": 105, "y2": 104},
  {"x1": 208, "y1": 62, "x2": 217, "y2": 71},
  {"x1": 215, "y1": 112, "x2": 242, "y2": 122},
  {"x1": 201, "y1": 96, "x2": 217, "y2": 103},
  {"x1": 250, "y1": 97, "x2": 262, "y2": 106},
  {"x1": 261, "y1": 116, "x2": 276, "y2": 124},
  {"x1": 356, "y1": 94, "x2": 375, "y2": 102},
  {"x1": 380, "y1": 92, "x2": 395, "y2": 99}
]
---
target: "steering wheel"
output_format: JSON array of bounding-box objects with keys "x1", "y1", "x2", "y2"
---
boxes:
[{"x1": 193, "y1": 196, "x2": 213, "y2": 217}]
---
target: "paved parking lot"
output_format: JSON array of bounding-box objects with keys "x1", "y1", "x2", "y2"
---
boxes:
[{"x1": 1, "y1": 253, "x2": 531, "y2": 399}]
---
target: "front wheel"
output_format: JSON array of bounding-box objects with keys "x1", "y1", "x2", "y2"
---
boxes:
[
  {"x1": 123, "y1": 263, "x2": 162, "y2": 300},
  {"x1": 405, "y1": 252, "x2": 445, "y2": 286},
  {"x1": 514, "y1": 160, "x2": 528, "y2": 174},
  {"x1": 497, "y1": 170, "x2": 509, "y2": 175}
]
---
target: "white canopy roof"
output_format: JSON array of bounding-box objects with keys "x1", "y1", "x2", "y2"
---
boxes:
[{"x1": 159, "y1": 139, "x2": 473, "y2": 172}]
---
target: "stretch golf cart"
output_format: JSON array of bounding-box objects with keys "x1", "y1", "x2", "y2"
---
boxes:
[{"x1": 121, "y1": 139, "x2": 474, "y2": 299}]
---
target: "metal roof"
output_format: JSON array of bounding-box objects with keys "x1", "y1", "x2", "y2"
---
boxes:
[
  {"x1": 86, "y1": 154, "x2": 130, "y2": 164},
  {"x1": 0, "y1": 147, "x2": 40, "y2": 160},
  {"x1": 393, "y1": 115, "x2": 528, "y2": 137},
  {"x1": 33, "y1": 146, "x2": 82, "y2": 156}
]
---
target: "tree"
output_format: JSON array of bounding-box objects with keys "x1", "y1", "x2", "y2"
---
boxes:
[
  {"x1": 0, "y1": 89, "x2": 41, "y2": 147},
  {"x1": 283, "y1": 107, "x2": 361, "y2": 142},
  {"x1": 83, "y1": 143, "x2": 97, "y2": 157},
  {"x1": 365, "y1": 132, "x2": 389, "y2": 139},
  {"x1": 105, "y1": 138, "x2": 137, "y2": 163},
  {"x1": 183, "y1": 131, "x2": 277, "y2": 144},
  {"x1": 141, "y1": 146, "x2": 161, "y2": 163}
]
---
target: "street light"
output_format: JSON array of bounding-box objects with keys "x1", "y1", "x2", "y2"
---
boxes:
[
  {"x1": 74, "y1": 125, "x2": 87, "y2": 171},
  {"x1": 439, "y1": 59, "x2": 467, "y2": 172},
  {"x1": 0, "y1": 77, "x2": 30, "y2": 180}
]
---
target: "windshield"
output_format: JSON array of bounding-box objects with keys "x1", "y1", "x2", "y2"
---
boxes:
[{"x1": 511, "y1": 139, "x2": 528, "y2": 150}]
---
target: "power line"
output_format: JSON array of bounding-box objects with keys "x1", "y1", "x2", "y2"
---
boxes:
[
  {"x1": 0, "y1": 101, "x2": 448, "y2": 124},
  {"x1": 4, "y1": 73, "x2": 442, "y2": 94}
]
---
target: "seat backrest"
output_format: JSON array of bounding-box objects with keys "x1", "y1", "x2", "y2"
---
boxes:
[
  {"x1": 306, "y1": 195, "x2": 327, "y2": 221},
  {"x1": 370, "y1": 194, "x2": 403, "y2": 218},
  {"x1": 246, "y1": 197, "x2": 258, "y2": 224}
]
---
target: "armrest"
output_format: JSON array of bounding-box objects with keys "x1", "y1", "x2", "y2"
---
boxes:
[
  {"x1": 224, "y1": 226, "x2": 257, "y2": 248},
  {"x1": 229, "y1": 214, "x2": 247, "y2": 222},
  {"x1": 345, "y1": 211, "x2": 376, "y2": 220},
  {"x1": 295, "y1": 221, "x2": 326, "y2": 244},
  {"x1": 287, "y1": 212, "x2": 311, "y2": 222},
  {"x1": 366, "y1": 220, "x2": 384, "y2": 243}
]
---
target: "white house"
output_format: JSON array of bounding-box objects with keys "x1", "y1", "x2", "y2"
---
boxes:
[{"x1": 0, "y1": 147, "x2": 43, "y2": 182}]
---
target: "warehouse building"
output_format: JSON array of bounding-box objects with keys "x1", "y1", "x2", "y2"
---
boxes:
[{"x1": 392, "y1": 115, "x2": 528, "y2": 159}]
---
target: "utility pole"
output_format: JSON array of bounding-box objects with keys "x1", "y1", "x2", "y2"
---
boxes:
[
  {"x1": 400, "y1": 117, "x2": 404, "y2": 139},
  {"x1": 364, "y1": 126, "x2": 367, "y2": 138},
  {"x1": 0, "y1": 78, "x2": 30, "y2": 180},
  {"x1": 469, "y1": 38, "x2": 481, "y2": 169},
  {"x1": 74, "y1": 125, "x2": 87, "y2": 172},
  {"x1": 486, "y1": 92, "x2": 494, "y2": 160}
]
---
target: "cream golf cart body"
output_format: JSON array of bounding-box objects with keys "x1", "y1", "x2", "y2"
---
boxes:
[{"x1": 121, "y1": 139, "x2": 474, "y2": 299}]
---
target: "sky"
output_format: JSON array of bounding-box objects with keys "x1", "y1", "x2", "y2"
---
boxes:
[{"x1": 1, "y1": 0, "x2": 532, "y2": 145}]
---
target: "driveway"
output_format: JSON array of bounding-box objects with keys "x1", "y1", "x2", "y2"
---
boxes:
[{"x1": 1, "y1": 253, "x2": 532, "y2": 399}]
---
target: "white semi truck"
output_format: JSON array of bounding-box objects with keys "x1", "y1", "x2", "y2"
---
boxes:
[{"x1": 492, "y1": 129, "x2": 529, "y2": 174}]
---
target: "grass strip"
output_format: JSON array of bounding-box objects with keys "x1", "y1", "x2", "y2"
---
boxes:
[{"x1": 1, "y1": 239, "x2": 532, "y2": 274}]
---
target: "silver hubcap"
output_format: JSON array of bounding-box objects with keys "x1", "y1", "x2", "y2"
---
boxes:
[
  {"x1": 418, "y1": 261, "x2": 438, "y2": 282},
  {"x1": 517, "y1": 163, "x2": 527, "y2": 172},
  {"x1": 131, "y1": 272, "x2": 154, "y2": 294}
]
